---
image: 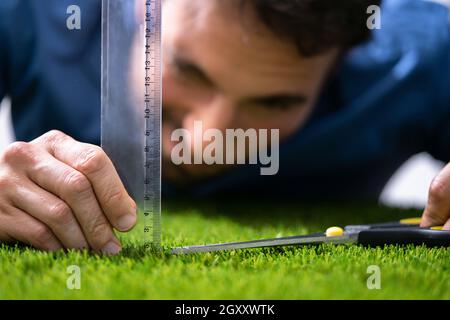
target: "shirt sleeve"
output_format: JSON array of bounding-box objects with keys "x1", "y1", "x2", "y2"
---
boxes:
[
  {"x1": 427, "y1": 38, "x2": 450, "y2": 162},
  {"x1": 0, "y1": 67, "x2": 5, "y2": 108},
  {"x1": 0, "y1": 42, "x2": 5, "y2": 105}
]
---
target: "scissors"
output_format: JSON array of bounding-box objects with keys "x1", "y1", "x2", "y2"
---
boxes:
[{"x1": 172, "y1": 217, "x2": 450, "y2": 254}]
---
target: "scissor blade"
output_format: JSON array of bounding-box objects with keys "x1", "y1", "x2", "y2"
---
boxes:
[{"x1": 172, "y1": 233, "x2": 355, "y2": 254}]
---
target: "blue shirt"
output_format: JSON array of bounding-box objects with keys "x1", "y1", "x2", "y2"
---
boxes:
[
  {"x1": 1, "y1": 0, "x2": 449, "y2": 200},
  {"x1": 0, "y1": 0, "x2": 101, "y2": 145}
]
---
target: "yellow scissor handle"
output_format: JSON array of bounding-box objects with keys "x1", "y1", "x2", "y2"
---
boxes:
[
  {"x1": 400, "y1": 217, "x2": 422, "y2": 225},
  {"x1": 327, "y1": 218, "x2": 444, "y2": 238},
  {"x1": 400, "y1": 217, "x2": 444, "y2": 230}
]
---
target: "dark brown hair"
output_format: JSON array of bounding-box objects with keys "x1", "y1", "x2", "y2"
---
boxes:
[{"x1": 247, "y1": 0, "x2": 382, "y2": 56}]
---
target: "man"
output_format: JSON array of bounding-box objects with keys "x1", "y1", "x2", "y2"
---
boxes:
[{"x1": 0, "y1": 0, "x2": 449, "y2": 254}]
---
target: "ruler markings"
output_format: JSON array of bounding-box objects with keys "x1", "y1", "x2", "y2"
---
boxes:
[{"x1": 144, "y1": 0, "x2": 162, "y2": 250}]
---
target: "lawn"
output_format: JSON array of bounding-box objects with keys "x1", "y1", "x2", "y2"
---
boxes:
[{"x1": 0, "y1": 201, "x2": 449, "y2": 299}]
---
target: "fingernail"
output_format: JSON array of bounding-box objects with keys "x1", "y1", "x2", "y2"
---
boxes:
[
  {"x1": 102, "y1": 242, "x2": 122, "y2": 255},
  {"x1": 130, "y1": 199, "x2": 138, "y2": 212},
  {"x1": 117, "y1": 214, "x2": 137, "y2": 232}
]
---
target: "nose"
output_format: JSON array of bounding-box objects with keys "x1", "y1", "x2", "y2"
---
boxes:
[{"x1": 183, "y1": 95, "x2": 238, "y2": 133}]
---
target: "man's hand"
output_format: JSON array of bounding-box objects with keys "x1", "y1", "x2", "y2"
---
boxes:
[
  {"x1": 422, "y1": 162, "x2": 450, "y2": 230},
  {"x1": 0, "y1": 130, "x2": 137, "y2": 254}
]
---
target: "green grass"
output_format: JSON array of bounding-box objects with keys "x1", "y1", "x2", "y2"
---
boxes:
[{"x1": 0, "y1": 201, "x2": 449, "y2": 299}]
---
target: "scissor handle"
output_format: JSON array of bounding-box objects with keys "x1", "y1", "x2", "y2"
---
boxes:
[
  {"x1": 345, "y1": 217, "x2": 423, "y2": 233},
  {"x1": 357, "y1": 228, "x2": 450, "y2": 247}
]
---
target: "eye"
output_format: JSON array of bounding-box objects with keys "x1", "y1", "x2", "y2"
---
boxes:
[
  {"x1": 242, "y1": 95, "x2": 307, "y2": 117},
  {"x1": 260, "y1": 100, "x2": 297, "y2": 111},
  {"x1": 260, "y1": 99, "x2": 304, "y2": 112},
  {"x1": 170, "y1": 60, "x2": 214, "y2": 88}
]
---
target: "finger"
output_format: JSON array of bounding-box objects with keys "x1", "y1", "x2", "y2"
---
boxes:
[
  {"x1": 444, "y1": 219, "x2": 450, "y2": 231},
  {"x1": 4, "y1": 139, "x2": 121, "y2": 254},
  {"x1": 26, "y1": 152, "x2": 122, "y2": 254},
  {"x1": 1, "y1": 205, "x2": 63, "y2": 251},
  {"x1": 135, "y1": 0, "x2": 146, "y2": 23},
  {"x1": 34, "y1": 131, "x2": 137, "y2": 232},
  {"x1": 9, "y1": 178, "x2": 89, "y2": 250},
  {"x1": 0, "y1": 202, "x2": 15, "y2": 244},
  {"x1": 421, "y1": 165, "x2": 450, "y2": 229}
]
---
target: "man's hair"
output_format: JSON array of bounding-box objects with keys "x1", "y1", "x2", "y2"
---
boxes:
[{"x1": 247, "y1": 0, "x2": 382, "y2": 56}]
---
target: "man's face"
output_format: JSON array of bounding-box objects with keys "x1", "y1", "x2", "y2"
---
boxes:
[{"x1": 161, "y1": 0, "x2": 338, "y2": 182}]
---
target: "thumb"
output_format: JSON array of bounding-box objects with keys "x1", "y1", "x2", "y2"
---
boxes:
[{"x1": 421, "y1": 165, "x2": 450, "y2": 229}]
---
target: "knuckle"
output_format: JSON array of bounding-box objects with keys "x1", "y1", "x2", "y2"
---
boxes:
[
  {"x1": 423, "y1": 211, "x2": 441, "y2": 225},
  {"x1": 0, "y1": 169, "x2": 19, "y2": 196},
  {"x1": 3, "y1": 142, "x2": 35, "y2": 164},
  {"x1": 49, "y1": 201, "x2": 73, "y2": 225},
  {"x1": 0, "y1": 173, "x2": 8, "y2": 190},
  {"x1": 103, "y1": 188, "x2": 124, "y2": 208},
  {"x1": 429, "y1": 178, "x2": 448, "y2": 204},
  {"x1": 87, "y1": 217, "x2": 111, "y2": 248},
  {"x1": 76, "y1": 146, "x2": 107, "y2": 175},
  {"x1": 32, "y1": 224, "x2": 55, "y2": 248},
  {"x1": 65, "y1": 171, "x2": 92, "y2": 195},
  {"x1": 42, "y1": 130, "x2": 67, "y2": 143},
  {"x1": 36, "y1": 130, "x2": 68, "y2": 152}
]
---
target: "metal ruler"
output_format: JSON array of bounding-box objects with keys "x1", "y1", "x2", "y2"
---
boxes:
[{"x1": 143, "y1": 0, "x2": 162, "y2": 250}]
